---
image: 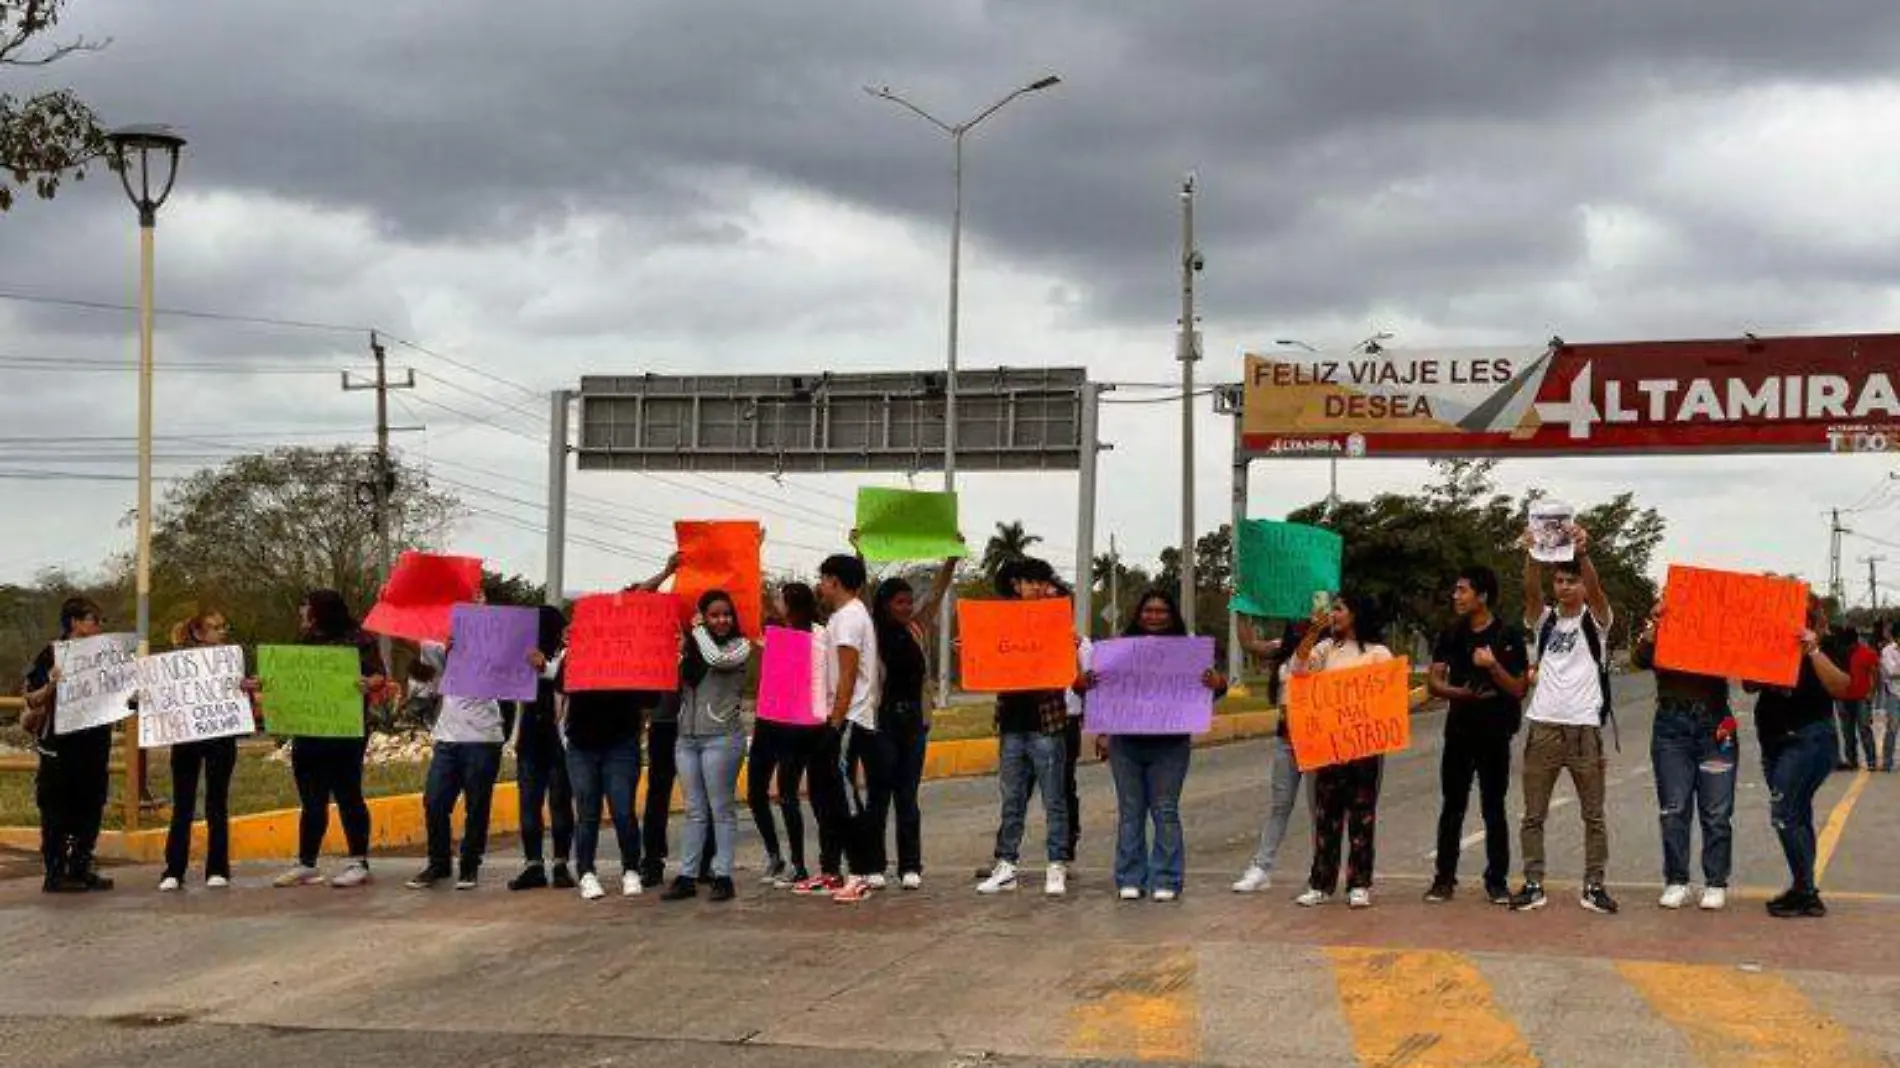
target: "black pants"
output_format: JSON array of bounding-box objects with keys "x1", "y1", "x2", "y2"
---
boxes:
[
  {"x1": 747, "y1": 720, "x2": 813, "y2": 870},
  {"x1": 843, "y1": 723, "x2": 894, "y2": 877},
  {"x1": 644, "y1": 719, "x2": 714, "y2": 877},
  {"x1": 163, "y1": 737, "x2": 238, "y2": 881},
  {"x1": 291, "y1": 736, "x2": 371, "y2": 867},
  {"x1": 885, "y1": 705, "x2": 929, "y2": 876},
  {"x1": 35, "y1": 727, "x2": 112, "y2": 878},
  {"x1": 1433, "y1": 729, "x2": 1513, "y2": 887},
  {"x1": 806, "y1": 726, "x2": 850, "y2": 877},
  {"x1": 1310, "y1": 756, "x2": 1383, "y2": 893},
  {"x1": 516, "y1": 717, "x2": 574, "y2": 865}
]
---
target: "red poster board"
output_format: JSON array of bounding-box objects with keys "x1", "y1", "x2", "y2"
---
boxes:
[
  {"x1": 673, "y1": 521, "x2": 764, "y2": 637},
  {"x1": 362, "y1": 551, "x2": 484, "y2": 643},
  {"x1": 564, "y1": 591, "x2": 681, "y2": 692},
  {"x1": 957, "y1": 599, "x2": 1077, "y2": 693}
]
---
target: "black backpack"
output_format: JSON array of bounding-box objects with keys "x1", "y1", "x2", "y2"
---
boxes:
[{"x1": 1536, "y1": 608, "x2": 1619, "y2": 751}]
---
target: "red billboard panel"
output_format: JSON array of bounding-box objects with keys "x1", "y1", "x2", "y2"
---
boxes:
[{"x1": 1240, "y1": 333, "x2": 1900, "y2": 458}]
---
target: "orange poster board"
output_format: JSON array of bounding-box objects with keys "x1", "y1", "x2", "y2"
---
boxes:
[
  {"x1": 1653, "y1": 565, "x2": 1807, "y2": 687},
  {"x1": 1286, "y1": 657, "x2": 1411, "y2": 772},
  {"x1": 673, "y1": 520, "x2": 764, "y2": 637},
  {"x1": 957, "y1": 598, "x2": 1077, "y2": 693}
]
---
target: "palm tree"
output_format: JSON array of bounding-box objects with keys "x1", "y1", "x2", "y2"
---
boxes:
[{"x1": 980, "y1": 520, "x2": 1042, "y2": 582}]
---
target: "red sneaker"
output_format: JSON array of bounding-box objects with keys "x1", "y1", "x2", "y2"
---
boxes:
[
  {"x1": 792, "y1": 873, "x2": 843, "y2": 896},
  {"x1": 832, "y1": 877, "x2": 875, "y2": 904}
]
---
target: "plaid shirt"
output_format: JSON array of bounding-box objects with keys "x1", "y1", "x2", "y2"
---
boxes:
[{"x1": 995, "y1": 689, "x2": 1070, "y2": 737}]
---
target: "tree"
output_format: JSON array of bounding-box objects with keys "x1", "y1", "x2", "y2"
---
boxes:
[
  {"x1": 979, "y1": 520, "x2": 1042, "y2": 583},
  {"x1": 481, "y1": 569, "x2": 546, "y2": 608},
  {"x1": 1, "y1": 1, "x2": 112, "y2": 212}
]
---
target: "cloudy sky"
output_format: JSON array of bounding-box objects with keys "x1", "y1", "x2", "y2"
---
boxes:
[{"x1": 7, "y1": 1, "x2": 1900, "y2": 605}]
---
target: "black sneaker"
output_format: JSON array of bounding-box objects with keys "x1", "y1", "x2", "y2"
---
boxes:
[
  {"x1": 639, "y1": 859, "x2": 666, "y2": 889},
  {"x1": 1580, "y1": 884, "x2": 1619, "y2": 914},
  {"x1": 1509, "y1": 882, "x2": 1547, "y2": 911},
  {"x1": 1767, "y1": 889, "x2": 1827, "y2": 918},
  {"x1": 42, "y1": 871, "x2": 86, "y2": 894},
  {"x1": 660, "y1": 876, "x2": 698, "y2": 901},
  {"x1": 405, "y1": 865, "x2": 450, "y2": 890},
  {"x1": 760, "y1": 856, "x2": 788, "y2": 885},
  {"x1": 507, "y1": 865, "x2": 549, "y2": 891},
  {"x1": 709, "y1": 876, "x2": 736, "y2": 902},
  {"x1": 1423, "y1": 878, "x2": 1456, "y2": 903},
  {"x1": 1485, "y1": 881, "x2": 1512, "y2": 906},
  {"x1": 455, "y1": 863, "x2": 479, "y2": 891},
  {"x1": 72, "y1": 865, "x2": 114, "y2": 892},
  {"x1": 550, "y1": 862, "x2": 577, "y2": 889}
]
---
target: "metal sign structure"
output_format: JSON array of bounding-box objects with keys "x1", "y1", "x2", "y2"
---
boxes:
[{"x1": 1240, "y1": 333, "x2": 1900, "y2": 459}]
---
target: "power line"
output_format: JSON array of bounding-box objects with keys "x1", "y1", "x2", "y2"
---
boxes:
[
  {"x1": 402, "y1": 393, "x2": 544, "y2": 444},
  {"x1": 382, "y1": 333, "x2": 543, "y2": 402},
  {"x1": 0, "y1": 289, "x2": 371, "y2": 335}
]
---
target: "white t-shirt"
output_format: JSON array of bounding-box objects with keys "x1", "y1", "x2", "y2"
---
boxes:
[
  {"x1": 420, "y1": 642, "x2": 506, "y2": 744},
  {"x1": 1525, "y1": 606, "x2": 1612, "y2": 727},
  {"x1": 1881, "y1": 642, "x2": 1900, "y2": 698},
  {"x1": 825, "y1": 598, "x2": 881, "y2": 730},
  {"x1": 1284, "y1": 637, "x2": 1394, "y2": 678}
]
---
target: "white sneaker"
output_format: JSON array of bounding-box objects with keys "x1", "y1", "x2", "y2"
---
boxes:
[
  {"x1": 1044, "y1": 863, "x2": 1069, "y2": 897},
  {"x1": 1153, "y1": 889, "x2": 1179, "y2": 903},
  {"x1": 622, "y1": 871, "x2": 642, "y2": 897},
  {"x1": 1295, "y1": 888, "x2": 1331, "y2": 907},
  {"x1": 977, "y1": 861, "x2": 1019, "y2": 895},
  {"x1": 206, "y1": 875, "x2": 230, "y2": 889},
  {"x1": 1118, "y1": 886, "x2": 1143, "y2": 901},
  {"x1": 158, "y1": 876, "x2": 181, "y2": 893},
  {"x1": 1699, "y1": 886, "x2": 1728, "y2": 911},
  {"x1": 272, "y1": 866, "x2": 325, "y2": 888},
  {"x1": 900, "y1": 872, "x2": 923, "y2": 891},
  {"x1": 866, "y1": 873, "x2": 888, "y2": 890},
  {"x1": 579, "y1": 873, "x2": 606, "y2": 901},
  {"x1": 1347, "y1": 888, "x2": 1373, "y2": 909},
  {"x1": 329, "y1": 862, "x2": 372, "y2": 889},
  {"x1": 1659, "y1": 883, "x2": 1692, "y2": 910},
  {"x1": 1232, "y1": 866, "x2": 1273, "y2": 894}
]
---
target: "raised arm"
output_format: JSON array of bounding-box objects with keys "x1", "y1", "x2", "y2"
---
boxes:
[
  {"x1": 630, "y1": 552, "x2": 682, "y2": 593},
  {"x1": 1572, "y1": 526, "x2": 1612, "y2": 624},
  {"x1": 913, "y1": 554, "x2": 960, "y2": 633},
  {"x1": 1521, "y1": 537, "x2": 1547, "y2": 626},
  {"x1": 1237, "y1": 616, "x2": 1282, "y2": 659}
]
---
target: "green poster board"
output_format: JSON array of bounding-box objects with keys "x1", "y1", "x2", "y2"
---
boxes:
[
  {"x1": 1229, "y1": 520, "x2": 1344, "y2": 620},
  {"x1": 855, "y1": 487, "x2": 968, "y2": 562},
  {"x1": 257, "y1": 645, "x2": 365, "y2": 738}
]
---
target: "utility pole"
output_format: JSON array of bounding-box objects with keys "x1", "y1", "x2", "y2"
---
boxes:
[
  {"x1": 1830, "y1": 509, "x2": 1849, "y2": 611},
  {"x1": 1107, "y1": 533, "x2": 1121, "y2": 632},
  {"x1": 1178, "y1": 174, "x2": 1201, "y2": 631},
  {"x1": 1864, "y1": 555, "x2": 1885, "y2": 611},
  {"x1": 343, "y1": 332, "x2": 414, "y2": 665}
]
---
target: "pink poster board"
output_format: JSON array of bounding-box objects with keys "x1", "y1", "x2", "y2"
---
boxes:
[{"x1": 756, "y1": 626, "x2": 820, "y2": 725}]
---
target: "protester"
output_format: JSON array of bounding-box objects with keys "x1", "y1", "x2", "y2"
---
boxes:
[
  {"x1": 749, "y1": 582, "x2": 822, "y2": 889},
  {"x1": 660, "y1": 591, "x2": 753, "y2": 903},
  {"x1": 1747, "y1": 594, "x2": 1850, "y2": 918},
  {"x1": 977, "y1": 557, "x2": 1075, "y2": 897},
  {"x1": 1834, "y1": 625, "x2": 1879, "y2": 772},
  {"x1": 271, "y1": 590, "x2": 387, "y2": 890},
  {"x1": 158, "y1": 610, "x2": 248, "y2": 892},
  {"x1": 1288, "y1": 593, "x2": 1394, "y2": 909},
  {"x1": 1082, "y1": 589, "x2": 1226, "y2": 902},
  {"x1": 1232, "y1": 615, "x2": 1309, "y2": 894},
  {"x1": 639, "y1": 556, "x2": 715, "y2": 888},
  {"x1": 803, "y1": 553, "x2": 885, "y2": 904},
  {"x1": 1631, "y1": 599, "x2": 1736, "y2": 911},
  {"x1": 510, "y1": 606, "x2": 576, "y2": 891},
  {"x1": 1424, "y1": 566, "x2": 1529, "y2": 905},
  {"x1": 1881, "y1": 620, "x2": 1900, "y2": 773},
  {"x1": 864, "y1": 541, "x2": 959, "y2": 890},
  {"x1": 20, "y1": 597, "x2": 117, "y2": 893},
  {"x1": 406, "y1": 629, "x2": 507, "y2": 891}
]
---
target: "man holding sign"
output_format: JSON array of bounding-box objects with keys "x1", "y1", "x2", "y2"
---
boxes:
[{"x1": 19, "y1": 598, "x2": 118, "y2": 893}]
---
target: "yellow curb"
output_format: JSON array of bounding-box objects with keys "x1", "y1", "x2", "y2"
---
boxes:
[{"x1": 0, "y1": 687, "x2": 1428, "y2": 864}]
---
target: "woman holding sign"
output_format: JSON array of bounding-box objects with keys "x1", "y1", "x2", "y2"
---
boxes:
[
  {"x1": 869, "y1": 554, "x2": 958, "y2": 890},
  {"x1": 20, "y1": 597, "x2": 116, "y2": 893},
  {"x1": 1288, "y1": 593, "x2": 1394, "y2": 910},
  {"x1": 749, "y1": 582, "x2": 822, "y2": 889},
  {"x1": 158, "y1": 610, "x2": 250, "y2": 893},
  {"x1": 661, "y1": 590, "x2": 753, "y2": 903}
]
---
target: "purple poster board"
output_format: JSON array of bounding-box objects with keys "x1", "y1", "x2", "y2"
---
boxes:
[
  {"x1": 441, "y1": 604, "x2": 540, "y2": 702},
  {"x1": 1084, "y1": 635, "x2": 1217, "y2": 735},
  {"x1": 757, "y1": 627, "x2": 819, "y2": 725}
]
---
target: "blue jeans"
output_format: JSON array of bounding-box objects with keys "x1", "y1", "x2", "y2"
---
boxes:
[
  {"x1": 677, "y1": 732, "x2": 746, "y2": 880},
  {"x1": 1836, "y1": 700, "x2": 1876, "y2": 768},
  {"x1": 1762, "y1": 719, "x2": 1837, "y2": 892},
  {"x1": 884, "y1": 703, "x2": 930, "y2": 876},
  {"x1": 566, "y1": 735, "x2": 642, "y2": 877},
  {"x1": 424, "y1": 742, "x2": 504, "y2": 872},
  {"x1": 1883, "y1": 692, "x2": 1900, "y2": 771},
  {"x1": 1650, "y1": 707, "x2": 1736, "y2": 887},
  {"x1": 995, "y1": 730, "x2": 1070, "y2": 864},
  {"x1": 1108, "y1": 735, "x2": 1191, "y2": 893},
  {"x1": 1248, "y1": 734, "x2": 1305, "y2": 872}
]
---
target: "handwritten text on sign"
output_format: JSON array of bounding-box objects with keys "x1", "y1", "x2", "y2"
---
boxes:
[
  {"x1": 54, "y1": 632, "x2": 140, "y2": 734},
  {"x1": 256, "y1": 644, "x2": 365, "y2": 738},
  {"x1": 957, "y1": 598, "x2": 1077, "y2": 693},
  {"x1": 1654, "y1": 565, "x2": 1808, "y2": 687},
  {"x1": 1286, "y1": 657, "x2": 1412, "y2": 772},
  {"x1": 441, "y1": 604, "x2": 540, "y2": 701},
  {"x1": 137, "y1": 645, "x2": 253, "y2": 747},
  {"x1": 1084, "y1": 635, "x2": 1216, "y2": 734},
  {"x1": 565, "y1": 592, "x2": 681, "y2": 692}
]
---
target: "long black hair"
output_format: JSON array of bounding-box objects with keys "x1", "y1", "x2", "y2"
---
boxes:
[
  {"x1": 779, "y1": 582, "x2": 819, "y2": 632},
  {"x1": 1123, "y1": 588, "x2": 1189, "y2": 637},
  {"x1": 1332, "y1": 591, "x2": 1387, "y2": 649},
  {"x1": 536, "y1": 604, "x2": 567, "y2": 657},
  {"x1": 873, "y1": 576, "x2": 913, "y2": 629},
  {"x1": 302, "y1": 589, "x2": 358, "y2": 643},
  {"x1": 58, "y1": 596, "x2": 101, "y2": 639}
]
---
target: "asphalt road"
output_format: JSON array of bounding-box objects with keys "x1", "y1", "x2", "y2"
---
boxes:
[{"x1": 3, "y1": 676, "x2": 1898, "y2": 1067}]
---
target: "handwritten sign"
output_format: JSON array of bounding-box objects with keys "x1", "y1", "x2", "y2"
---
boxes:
[
  {"x1": 957, "y1": 598, "x2": 1077, "y2": 692},
  {"x1": 674, "y1": 521, "x2": 764, "y2": 636},
  {"x1": 1084, "y1": 636, "x2": 1217, "y2": 734},
  {"x1": 1286, "y1": 657, "x2": 1411, "y2": 772},
  {"x1": 1230, "y1": 520, "x2": 1343, "y2": 619},
  {"x1": 855, "y1": 488, "x2": 968, "y2": 562},
  {"x1": 441, "y1": 604, "x2": 539, "y2": 701},
  {"x1": 363, "y1": 551, "x2": 484, "y2": 643},
  {"x1": 53, "y1": 632, "x2": 140, "y2": 734},
  {"x1": 257, "y1": 645, "x2": 365, "y2": 738},
  {"x1": 565, "y1": 591, "x2": 681, "y2": 692},
  {"x1": 1654, "y1": 565, "x2": 1808, "y2": 687},
  {"x1": 757, "y1": 626, "x2": 823, "y2": 724},
  {"x1": 137, "y1": 645, "x2": 253, "y2": 747},
  {"x1": 1528, "y1": 499, "x2": 1575, "y2": 563}
]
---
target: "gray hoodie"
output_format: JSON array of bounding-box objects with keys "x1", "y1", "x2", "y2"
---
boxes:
[{"x1": 678, "y1": 626, "x2": 751, "y2": 737}]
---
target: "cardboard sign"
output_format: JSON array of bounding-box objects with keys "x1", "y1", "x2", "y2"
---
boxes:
[
  {"x1": 957, "y1": 598, "x2": 1077, "y2": 693},
  {"x1": 257, "y1": 644, "x2": 365, "y2": 738},
  {"x1": 1654, "y1": 565, "x2": 1808, "y2": 686},
  {"x1": 1528, "y1": 499, "x2": 1575, "y2": 563},
  {"x1": 1084, "y1": 635, "x2": 1217, "y2": 735},
  {"x1": 441, "y1": 604, "x2": 540, "y2": 701},
  {"x1": 565, "y1": 591, "x2": 680, "y2": 692},
  {"x1": 756, "y1": 626, "x2": 823, "y2": 725},
  {"x1": 137, "y1": 645, "x2": 253, "y2": 748},
  {"x1": 53, "y1": 632, "x2": 140, "y2": 734},
  {"x1": 855, "y1": 487, "x2": 968, "y2": 562},
  {"x1": 674, "y1": 521, "x2": 764, "y2": 636},
  {"x1": 363, "y1": 551, "x2": 484, "y2": 643},
  {"x1": 1230, "y1": 519, "x2": 1343, "y2": 619},
  {"x1": 1286, "y1": 656, "x2": 1412, "y2": 772}
]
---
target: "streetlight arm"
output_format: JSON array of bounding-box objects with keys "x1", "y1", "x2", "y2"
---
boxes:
[
  {"x1": 862, "y1": 85, "x2": 954, "y2": 133},
  {"x1": 963, "y1": 75, "x2": 1061, "y2": 132}
]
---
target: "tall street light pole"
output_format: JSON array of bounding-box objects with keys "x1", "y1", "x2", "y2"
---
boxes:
[
  {"x1": 107, "y1": 123, "x2": 185, "y2": 833},
  {"x1": 865, "y1": 74, "x2": 1060, "y2": 707},
  {"x1": 1178, "y1": 175, "x2": 1201, "y2": 630}
]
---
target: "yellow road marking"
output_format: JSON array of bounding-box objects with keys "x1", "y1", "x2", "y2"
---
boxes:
[
  {"x1": 1815, "y1": 769, "x2": 1870, "y2": 887},
  {"x1": 1066, "y1": 946, "x2": 1201, "y2": 1062},
  {"x1": 1618, "y1": 961, "x2": 1880, "y2": 1067},
  {"x1": 1326, "y1": 947, "x2": 1539, "y2": 1068}
]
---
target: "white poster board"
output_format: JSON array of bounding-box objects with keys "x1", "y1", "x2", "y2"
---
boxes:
[
  {"x1": 137, "y1": 645, "x2": 254, "y2": 748},
  {"x1": 53, "y1": 632, "x2": 140, "y2": 734},
  {"x1": 1528, "y1": 499, "x2": 1576, "y2": 563}
]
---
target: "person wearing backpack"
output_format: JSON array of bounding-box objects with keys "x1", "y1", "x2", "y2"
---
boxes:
[{"x1": 1510, "y1": 524, "x2": 1619, "y2": 915}]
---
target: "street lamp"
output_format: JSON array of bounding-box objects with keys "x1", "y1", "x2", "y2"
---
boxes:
[
  {"x1": 107, "y1": 123, "x2": 185, "y2": 833},
  {"x1": 865, "y1": 74, "x2": 1060, "y2": 706}
]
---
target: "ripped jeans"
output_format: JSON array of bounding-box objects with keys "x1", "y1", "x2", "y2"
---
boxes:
[{"x1": 1650, "y1": 704, "x2": 1736, "y2": 887}]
